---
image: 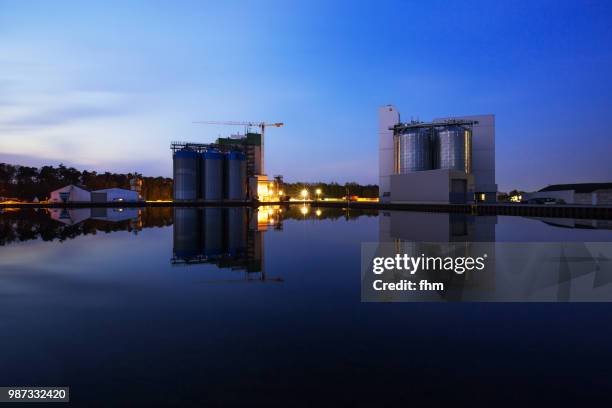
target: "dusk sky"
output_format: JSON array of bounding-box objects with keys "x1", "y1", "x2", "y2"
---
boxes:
[{"x1": 1, "y1": 0, "x2": 611, "y2": 192}]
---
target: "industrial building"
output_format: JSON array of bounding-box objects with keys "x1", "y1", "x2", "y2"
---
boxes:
[
  {"x1": 378, "y1": 105, "x2": 496, "y2": 204},
  {"x1": 523, "y1": 183, "x2": 612, "y2": 205},
  {"x1": 91, "y1": 188, "x2": 139, "y2": 203},
  {"x1": 172, "y1": 131, "x2": 284, "y2": 202},
  {"x1": 49, "y1": 185, "x2": 91, "y2": 203},
  {"x1": 49, "y1": 185, "x2": 140, "y2": 203}
]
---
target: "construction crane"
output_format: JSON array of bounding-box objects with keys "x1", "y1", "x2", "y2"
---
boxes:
[{"x1": 193, "y1": 121, "x2": 284, "y2": 174}]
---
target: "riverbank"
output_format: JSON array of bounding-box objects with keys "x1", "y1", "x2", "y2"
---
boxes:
[{"x1": 2, "y1": 200, "x2": 612, "y2": 219}]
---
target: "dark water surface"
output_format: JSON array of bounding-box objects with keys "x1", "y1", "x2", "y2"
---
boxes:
[{"x1": 1, "y1": 206, "x2": 612, "y2": 406}]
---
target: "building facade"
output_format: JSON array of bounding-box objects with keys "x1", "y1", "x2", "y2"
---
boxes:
[
  {"x1": 378, "y1": 105, "x2": 496, "y2": 204},
  {"x1": 523, "y1": 183, "x2": 612, "y2": 205},
  {"x1": 49, "y1": 185, "x2": 91, "y2": 203}
]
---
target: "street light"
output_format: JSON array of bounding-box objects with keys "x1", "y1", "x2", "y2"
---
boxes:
[
  {"x1": 315, "y1": 188, "x2": 322, "y2": 201},
  {"x1": 301, "y1": 189, "x2": 308, "y2": 203}
]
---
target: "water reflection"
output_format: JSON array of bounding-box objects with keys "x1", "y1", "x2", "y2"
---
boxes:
[
  {"x1": 375, "y1": 211, "x2": 498, "y2": 301},
  {"x1": 372, "y1": 210, "x2": 612, "y2": 301},
  {"x1": 48, "y1": 207, "x2": 141, "y2": 225},
  {"x1": 0, "y1": 207, "x2": 173, "y2": 246},
  {"x1": 533, "y1": 217, "x2": 612, "y2": 230},
  {"x1": 172, "y1": 208, "x2": 269, "y2": 281}
]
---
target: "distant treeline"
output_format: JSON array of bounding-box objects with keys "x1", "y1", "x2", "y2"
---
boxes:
[
  {"x1": 0, "y1": 163, "x2": 172, "y2": 201},
  {"x1": 282, "y1": 182, "x2": 378, "y2": 198}
]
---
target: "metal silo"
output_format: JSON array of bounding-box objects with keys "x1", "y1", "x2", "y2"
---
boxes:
[
  {"x1": 225, "y1": 151, "x2": 247, "y2": 200},
  {"x1": 395, "y1": 128, "x2": 432, "y2": 173},
  {"x1": 173, "y1": 208, "x2": 201, "y2": 259},
  {"x1": 173, "y1": 149, "x2": 199, "y2": 200},
  {"x1": 201, "y1": 149, "x2": 224, "y2": 201},
  {"x1": 434, "y1": 125, "x2": 472, "y2": 173}
]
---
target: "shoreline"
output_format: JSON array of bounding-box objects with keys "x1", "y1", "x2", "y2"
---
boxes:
[{"x1": 1, "y1": 200, "x2": 611, "y2": 220}]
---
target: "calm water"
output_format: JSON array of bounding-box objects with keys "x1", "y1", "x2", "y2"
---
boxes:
[{"x1": 1, "y1": 206, "x2": 612, "y2": 406}]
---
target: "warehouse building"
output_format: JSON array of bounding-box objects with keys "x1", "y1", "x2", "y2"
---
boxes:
[
  {"x1": 49, "y1": 185, "x2": 91, "y2": 203},
  {"x1": 49, "y1": 185, "x2": 140, "y2": 203},
  {"x1": 523, "y1": 183, "x2": 612, "y2": 205},
  {"x1": 91, "y1": 188, "x2": 139, "y2": 203},
  {"x1": 378, "y1": 105, "x2": 496, "y2": 204}
]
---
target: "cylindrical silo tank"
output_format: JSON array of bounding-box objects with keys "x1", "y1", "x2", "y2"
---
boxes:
[
  {"x1": 395, "y1": 128, "x2": 432, "y2": 173},
  {"x1": 173, "y1": 208, "x2": 201, "y2": 259},
  {"x1": 434, "y1": 125, "x2": 472, "y2": 173},
  {"x1": 173, "y1": 149, "x2": 199, "y2": 200},
  {"x1": 225, "y1": 151, "x2": 247, "y2": 200},
  {"x1": 201, "y1": 149, "x2": 224, "y2": 201}
]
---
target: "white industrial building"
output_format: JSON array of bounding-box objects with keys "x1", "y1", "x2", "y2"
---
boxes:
[
  {"x1": 91, "y1": 188, "x2": 139, "y2": 203},
  {"x1": 378, "y1": 105, "x2": 496, "y2": 204},
  {"x1": 523, "y1": 183, "x2": 612, "y2": 205},
  {"x1": 49, "y1": 185, "x2": 91, "y2": 203}
]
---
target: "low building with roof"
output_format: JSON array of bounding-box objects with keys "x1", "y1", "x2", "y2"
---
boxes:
[
  {"x1": 523, "y1": 183, "x2": 612, "y2": 205},
  {"x1": 49, "y1": 185, "x2": 91, "y2": 203},
  {"x1": 91, "y1": 188, "x2": 140, "y2": 203}
]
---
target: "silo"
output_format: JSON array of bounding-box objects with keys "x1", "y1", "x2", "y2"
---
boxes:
[
  {"x1": 225, "y1": 151, "x2": 247, "y2": 200},
  {"x1": 434, "y1": 125, "x2": 472, "y2": 173},
  {"x1": 202, "y1": 207, "x2": 223, "y2": 257},
  {"x1": 201, "y1": 149, "x2": 224, "y2": 201},
  {"x1": 173, "y1": 208, "x2": 201, "y2": 259},
  {"x1": 173, "y1": 149, "x2": 199, "y2": 200},
  {"x1": 396, "y1": 128, "x2": 432, "y2": 173}
]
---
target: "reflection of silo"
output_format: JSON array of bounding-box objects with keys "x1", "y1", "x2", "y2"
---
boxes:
[
  {"x1": 202, "y1": 149, "x2": 224, "y2": 201},
  {"x1": 396, "y1": 128, "x2": 432, "y2": 173},
  {"x1": 227, "y1": 207, "x2": 247, "y2": 256},
  {"x1": 173, "y1": 208, "x2": 201, "y2": 258},
  {"x1": 434, "y1": 126, "x2": 472, "y2": 173},
  {"x1": 225, "y1": 151, "x2": 247, "y2": 200},
  {"x1": 173, "y1": 149, "x2": 200, "y2": 200},
  {"x1": 203, "y1": 208, "x2": 223, "y2": 257}
]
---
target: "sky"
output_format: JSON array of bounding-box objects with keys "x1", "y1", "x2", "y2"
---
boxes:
[{"x1": 1, "y1": 0, "x2": 611, "y2": 192}]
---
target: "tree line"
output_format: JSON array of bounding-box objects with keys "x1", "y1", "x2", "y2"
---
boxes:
[
  {"x1": 282, "y1": 181, "x2": 379, "y2": 199},
  {"x1": 0, "y1": 162, "x2": 380, "y2": 201},
  {"x1": 0, "y1": 163, "x2": 173, "y2": 201}
]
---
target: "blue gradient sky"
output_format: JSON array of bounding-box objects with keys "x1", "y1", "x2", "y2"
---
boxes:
[{"x1": 1, "y1": 0, "x2": 611, "y2": 191}]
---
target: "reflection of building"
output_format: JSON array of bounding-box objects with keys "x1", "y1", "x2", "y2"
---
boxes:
[
  {"x1": 91, "y1": 207, "x2": 140, "y2": 222},
  {"x1": 375, "y1": 211, "x2": 498, "y2": 301},
  {"x1": 534, "y1": 217, "x2": 612, "y2": 230},
  {"x1": 378, "y1": 105, "x2": 496, "y2": 204},
  {"x1": 379, "y1": 211, "x2": 497, "y2": 243},
  {"x1": 48, "y1": 208, "x2": 92, "y2": 225},
  {"x1": 172, "y1": 207, "x2": 283, "y2": 279},
  {"x1": 48, "y1": 207, "x2": 140, "y2": 225}
]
